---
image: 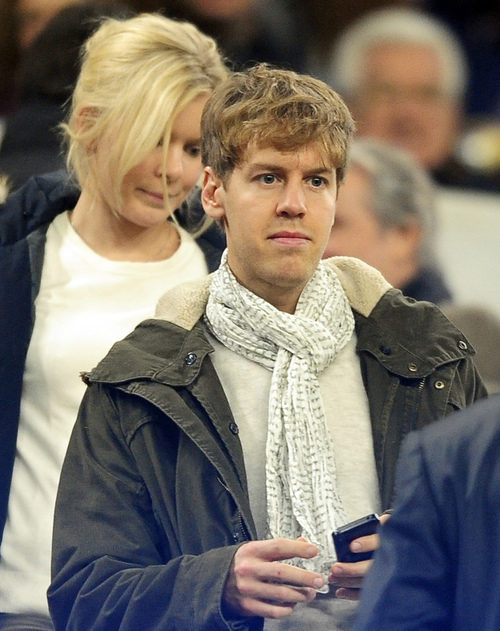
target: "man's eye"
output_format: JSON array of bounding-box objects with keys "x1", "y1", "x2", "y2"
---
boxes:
[
  {"x1": 310, "y1": 176, "x2": 325, "y2": 187},
  {"x1": 259, "y1": 174, "x2": 277, "y2": 184}
]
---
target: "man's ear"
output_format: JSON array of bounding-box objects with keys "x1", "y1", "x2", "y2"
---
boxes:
[{"x1": 201, "y1": 166, "x2": 226, "y2": 220}]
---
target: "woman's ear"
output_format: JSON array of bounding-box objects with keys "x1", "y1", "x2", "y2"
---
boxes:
[
  {"x1": 201, "y1": 166, "x2": 226, "y2": 220},
  {"x1": 75, "y1": 106, "x2": 99, "y2": 151}
]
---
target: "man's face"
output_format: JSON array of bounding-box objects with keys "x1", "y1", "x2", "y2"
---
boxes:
[
  {"x1": 202, "y1": 143, "x2": 338, "y2": 313},
  {"x1": 353, "y1": 42, "x2": 461, "y2": 169},
  {"x1": 323, "y1": 165, "x2": 420, "y2": 288}
]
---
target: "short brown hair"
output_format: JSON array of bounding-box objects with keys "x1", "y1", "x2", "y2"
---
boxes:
[{"x1": 201, "y1": 63, "x2": 355, "y2": 184}]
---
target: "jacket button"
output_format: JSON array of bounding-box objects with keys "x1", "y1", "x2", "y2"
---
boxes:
[
  {"x1": 79, "y1": 371, "x2": 90, "y2": 385},
  {"x1": 229, "y1": 422, "x2": 239, "y2": 435},
  {"x1": 379, "y1": 344, "x2": 392, "y2": 355},
  {"x1": 408, "y1": 362, "x2": 418, "y2": 372},
  {"x1": 434, "y1": 380, "x2": 446, "y2": 390},
  {"x1": 457, "y1": 340, "x2": 468, "y2": 351},
  {"x1": 184, "y1": 352, "x2": 197, "y2": 366}
]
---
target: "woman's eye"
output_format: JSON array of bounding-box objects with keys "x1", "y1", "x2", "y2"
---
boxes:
[{"x1": 185, "y1": 144, "x2": 201, "y2": 158}]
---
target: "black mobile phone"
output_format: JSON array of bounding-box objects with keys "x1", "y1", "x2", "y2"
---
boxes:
[{"x1": 332, "y1": 513, "x2": 380, "y2": 563}]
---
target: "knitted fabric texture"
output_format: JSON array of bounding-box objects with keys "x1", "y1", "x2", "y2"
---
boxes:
[{"x1": 204, "y1": 251, "x2": 355, "y2": 577}]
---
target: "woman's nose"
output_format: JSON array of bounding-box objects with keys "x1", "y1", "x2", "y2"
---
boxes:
[{"x1": 159, "y1": 145, "x2": 183, "y2": 181}]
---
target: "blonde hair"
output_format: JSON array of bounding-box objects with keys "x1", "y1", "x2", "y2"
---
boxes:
[
  {"x1": 201, "y1": 63, "x2": 355, "y2": 185},
  {"x1": 62, "y1": 13, "x2": 227, "y2": 217}
]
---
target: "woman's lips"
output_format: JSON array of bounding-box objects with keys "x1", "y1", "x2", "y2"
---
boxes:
[{"x1": 141, "y1": 189, "x2": 164, "y2": 202}]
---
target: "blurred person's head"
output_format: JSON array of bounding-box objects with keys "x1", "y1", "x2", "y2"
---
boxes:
[
  {"x1": 15, "y1": 0, "x2": 82, "y2": 50},
  {"x1": 129, "y1": 0, "x2": 305, "y2": 73},
  {"x1": 0, "y1": 0, "x2": 90, "y2": 115},
  {"x1": 328, "y1": 7, "x2": 468, "y2": 170},
  {"x1": 179, "y1": 0, "x2": 257, "y2": 21},
  {"x1": 323, "y1": 138, "x2": 437, "y2": 289},
  {"x1": 62, "y1": 12, "x2": 228, "y2": 216},
  {"x1": 18, "y1": 1, "x2": 130, "y2": 105},
  {"x1": 0, "y1": 1, "x2": 131, "y2": 190},
  {"x1": 440, "y1": 304, "x2": 500, "y2": 394}
]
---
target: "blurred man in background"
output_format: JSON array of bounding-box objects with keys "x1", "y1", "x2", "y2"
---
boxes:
[
  {"x1": 323, "y1": 138, "x2": 452, "y2": 305},
  {"x1": 328, "y1": 6, "x2": 500, "y2": 192}
]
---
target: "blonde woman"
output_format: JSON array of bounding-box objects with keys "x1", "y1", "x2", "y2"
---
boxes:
[{"x1": 0, "y1": 13, "x2": 227, "y2": 630}]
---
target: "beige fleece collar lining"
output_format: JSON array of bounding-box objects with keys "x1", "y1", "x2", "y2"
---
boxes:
[{"x1": 155, "y1": 256, "x2": 391, "y2": 330}]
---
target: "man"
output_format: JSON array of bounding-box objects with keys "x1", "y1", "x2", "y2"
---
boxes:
[
  {"x1": 322, "y1": 138, "x2": 452, "y2": 305},
  {"x1": 48, "y1": 64, "x2": 486, "y2": 631},
  {"x1": 328, "y1": 6, "x2": 500, "y2": 192},
  {"x1": 355, "y1": 394, "x2": 500, "y2": 631},
  {"x1": 321, "y1": 137, "x2": 500, "y2": 392}
]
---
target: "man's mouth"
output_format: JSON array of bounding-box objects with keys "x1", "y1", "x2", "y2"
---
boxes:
[{"x1": 270, "y1": 231, "x2": 311, "y2": 246}]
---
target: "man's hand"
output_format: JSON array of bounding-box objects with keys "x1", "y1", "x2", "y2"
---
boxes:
[
  {"x1": 329, "y1": 512, "x2": 391, "y2": 600},
  {"x1": 223, "y1": 538, "x2": 325, "y2": 619}
]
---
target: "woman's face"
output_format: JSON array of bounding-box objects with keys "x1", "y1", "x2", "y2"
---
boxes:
[{"x1": 94, "y1": 93, "x2": 209, "y2": 230}]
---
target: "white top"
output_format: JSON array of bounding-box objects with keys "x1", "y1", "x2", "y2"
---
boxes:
[
  {"x1": 0, "y1": 211, "x2": 208, "y2": 615},
  {"x1": 209, "y1": 332, "x2": 380, "y2": 630}
]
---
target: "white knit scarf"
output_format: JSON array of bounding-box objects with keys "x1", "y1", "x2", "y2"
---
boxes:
[{"x1": 204, "y1": 251, "x2": 355, "y2": 577}]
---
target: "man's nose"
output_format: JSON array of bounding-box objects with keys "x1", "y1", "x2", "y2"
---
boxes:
[{"x1": 276, "y1": 181, "x2": 306, "y2": 217}]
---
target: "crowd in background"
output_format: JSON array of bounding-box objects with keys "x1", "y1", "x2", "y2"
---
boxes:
[
  {"x1": 0, "y1": 2, "x2": 499, "y2": 630},
  {"x1": 1, "y1": 1, "x2": 499, "y2": 189},
  {"x1": 2, "y1": 0, "x2": 498, "y2": 335}
]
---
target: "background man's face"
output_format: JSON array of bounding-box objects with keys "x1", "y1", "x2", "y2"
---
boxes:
[
  {"x1": 323, "y1": 165, "x2": 420, "y2": 288},
  {"x1": 353, "y1": 42, "x2": 461, "y2": 169}
]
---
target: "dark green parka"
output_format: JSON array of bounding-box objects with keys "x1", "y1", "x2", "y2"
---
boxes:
[{"x1": 49, "y1": 258, "x2": 486, "y2": 631}]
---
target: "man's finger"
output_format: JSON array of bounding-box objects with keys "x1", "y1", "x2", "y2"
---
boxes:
[
  {"x1": 335, "y1": 587, "x2": 361, "y2": 601},
  {"x1": 243, "y1": 537, "x2": 319, "y2": 562}
]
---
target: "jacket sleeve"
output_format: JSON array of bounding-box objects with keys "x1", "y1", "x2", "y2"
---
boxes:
[
  {"x1": 452, "y1": 351, "x2": 489, "y2": 409},
  {"x1": 48, "y1": 384, "x2": 260, "y2": 631},
  {"x1": 354, "y1": 432, "x2": 454, "y2": 631}
]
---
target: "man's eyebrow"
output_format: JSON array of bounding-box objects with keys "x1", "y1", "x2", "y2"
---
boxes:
[
  {"x1": 246, "y1": 162, "x2": 334, "y2": 174},
  {"x1": 246, "y1": 162, "x2": 285, "y2": 172},
  {"x1": 303, "y1": 167, "x2": 334, "y2": 176}
]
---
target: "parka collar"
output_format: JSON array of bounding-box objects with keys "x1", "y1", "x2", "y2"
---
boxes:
[
  {"x1": 84, "y1": 319, "x2": 213, "y2": 387},
  {"x1": 153, "y1": 256, "x2": 392, "y2": 329},
  {"x1": 354, "y1": 288, "x2": 474, "y2": 378},
  {"x1": 86, "y1": 255, "x2": 474, "y2": 386}
]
